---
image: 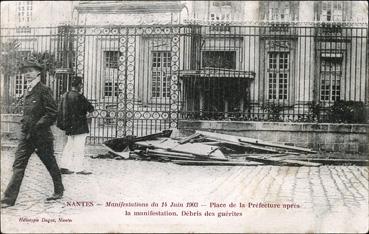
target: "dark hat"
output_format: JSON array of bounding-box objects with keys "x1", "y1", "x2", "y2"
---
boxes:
[{"x1": 20, "y1": 60, "x2": 43, "y2": 72}]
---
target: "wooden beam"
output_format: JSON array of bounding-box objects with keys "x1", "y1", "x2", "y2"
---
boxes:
[
  {"x1": 281, "y1": 159, "x2": 321, "y2": 167},
  {"x1": 284, "y1": 158, "x2": 368, "y2": 166},
  {"x1": 199, "y1": 134, "x2": 280, "y2": 153},
  {"x1": 178, "y1": 133, "x2": 202, "y2": 144},
  {"x1": 245, "y1": 155, "x2": 321, "y2": 167},
  {"x1": 172, "y1": 160, "x2": 262, "y2": 166},
  {"x1": 196, "y1": 130, "x2": 317, "y2": 154},
  {"x1": 146, "y1": 149, "x2": 195, "y2": 158}
]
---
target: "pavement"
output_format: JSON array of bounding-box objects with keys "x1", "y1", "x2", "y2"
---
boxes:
[{"x1": 1, "y1": 146, "x2": 368, "y2": 233}]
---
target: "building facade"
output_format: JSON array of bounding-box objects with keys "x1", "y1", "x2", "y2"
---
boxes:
[
  {"x1": 181, "y1": 1, "x2": 368, "y2": 121},
  {"x1": 0, "y1": 1, "x2": 77, "y2": 101},
  {"x1": 1, "y1": 1, "x2": 368, "y2": 140}
]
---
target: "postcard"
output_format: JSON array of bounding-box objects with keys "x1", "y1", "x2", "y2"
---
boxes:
[{"x1": 1, "y1": 1, "x2": 368, "y2": 233}]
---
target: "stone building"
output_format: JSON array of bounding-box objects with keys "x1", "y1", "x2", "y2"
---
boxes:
[
  {"x1": 180, "y1": 1, "x2": 368, "y2": 120},
  {"x1": 1, "y1": 1, "x2": 368, "y2": 140},
  {"x1": 0, "y1": 1, "x2": 77, "y2": 101}
]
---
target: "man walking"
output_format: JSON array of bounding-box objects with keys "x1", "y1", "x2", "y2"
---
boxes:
[
  {"x1": 1, "y1": 61, "x2": 64, "y2": 208},
  {"x1": 57, "y1": 76, "x2": 94, "y2": 175}
]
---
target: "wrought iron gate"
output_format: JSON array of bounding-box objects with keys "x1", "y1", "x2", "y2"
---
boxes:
[
  {"x1": 1, "y1": 23, "x2": 367, "y2": 144},
  {"x1": 71, "y1": 26, "x2": 183, "y2": 143}
]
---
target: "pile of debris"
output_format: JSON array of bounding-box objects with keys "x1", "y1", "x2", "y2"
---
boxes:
[{"x1": 93, "y1": 130, "x2": 367, "y2": 167}]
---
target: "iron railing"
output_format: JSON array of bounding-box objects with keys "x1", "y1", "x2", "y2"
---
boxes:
[{"x1": 1, "y1": 23, "x2": 368, "y2": 143}]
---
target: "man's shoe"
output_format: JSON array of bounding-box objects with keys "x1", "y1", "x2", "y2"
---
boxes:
[
  {"x1": 46, "y1": 193, "x2": 63, "y2": 201},
  {"x1": 60, "y1": 168, "x2": 74, "y2": 175},
  {"x1": 76, "y1": 171, "x2": 92, "y2": 175},
  {"x1": 1, "y1": 200, "x2": 14, "y2": 208}
]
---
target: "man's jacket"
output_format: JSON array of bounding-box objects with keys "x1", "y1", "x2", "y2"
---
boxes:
[
  {"x1": 21, "y1": 82, "x2": 57, "y2": 141},
  {"x1": 57, "y1": 90, "x2": 94, "y2": 136}
]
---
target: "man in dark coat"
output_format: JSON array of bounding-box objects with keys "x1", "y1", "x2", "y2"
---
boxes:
[
  {"x1": 58, "y1": 76, "x2": 94, "y2": 175},
  {"x1": 1, "y1": 61, "x2": 64, "y2": 208}
]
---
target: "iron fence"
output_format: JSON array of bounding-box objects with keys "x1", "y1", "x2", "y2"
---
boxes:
[{"x1": 1, "y1": 23, "x2": 368, "y2": 143}]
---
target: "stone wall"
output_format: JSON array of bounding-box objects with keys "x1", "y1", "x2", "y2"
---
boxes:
[{"x1": 178, "y1": 120, "x2": 369, "y2": 154}]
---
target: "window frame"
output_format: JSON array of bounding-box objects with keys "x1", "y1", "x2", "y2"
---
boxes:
[
  {"x1": 103, "y1": 50, "x2": 122, "y2": 98},
  {"x1": 266, "y1": 51, "x2": 290, "y2": 101},
  {"x1": 319, "y1": 1, "x2": 344, "y2": 22},
  {"x1": 14, "y1": 74, "x2": 28, "y2": 97},
  {"x1": 150, "y1": 51, "x2": 172, "y2": 100},
  {"x1": 319, "y1": 56, "x2": 342, "y2": 102}
]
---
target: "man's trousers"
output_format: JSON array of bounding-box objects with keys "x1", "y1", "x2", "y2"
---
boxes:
[
  {"x1": 2, "y1": 132, "x2": 64, "y2": 205},
  {"x1": 60, "y1": 133, "x2": 88, "y2": 172}
]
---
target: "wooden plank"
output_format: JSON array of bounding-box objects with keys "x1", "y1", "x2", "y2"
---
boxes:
[
  {"x1": 239, "y1": 139, "x2": 317, "y2": 154},
  {"x1": 281, "y1": 159, "x2": 321, "y2": 167},
  {"x1": 103, "y1": 130, "x2": 172, "y2": 152},
  {"x1": 136, "y1": 141, "x2": 228, "y2": 161},
  {"x1": 170, "y1": 143, "x2": 227, "y2": 160},
  {"x1": 287, "y1": 158, "x2": 368, "y2": 166},
  {"x1": 171, "y1": 160, "x2": 262, "y2": 166},
  {"x1": 148, "y1": 153, "x2": 198, "y2": 161},
  {"x1": 200, "y1": 135, "x2": 280, "y2": 153},
  {"x1": 238, "y1": 141, "x2": 280, "y2": 153},
  {"x1": 135, "y1": 139, "x2": 179, "y2": 150},
  {"x1": 178, "y1": 133, "x2": 202, "y2": 144},
  {"x1": 196, "y1": 130, "x2": 317, "y2": 154},
  {"x1": 245, "y1": 155, "x2": 321, "y2": 167},
  {"x1": 228, "y1": 153, "x2": 286, "y2": 158},
  {"x1": 146, "y1": 149, "x2": 195, "y2": 158}
]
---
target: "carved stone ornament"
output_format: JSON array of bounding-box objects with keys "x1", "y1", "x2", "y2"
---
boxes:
[{"x1": 266, "y1": 40, "x2": 291, "y2": 51}]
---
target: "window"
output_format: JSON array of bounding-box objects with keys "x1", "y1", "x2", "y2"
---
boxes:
[
  {"x1": 320, "y1": 1, "x2": 343, "y2": 22},
  {"x1": 202, "y1": 51, "x2": 236, "y2": 69},
  {"x1": 17, "y1": 1, "x2": 32, "y2": 23},
  {"x1": 103, "y1": 51, "x2": 122, "y2": 97},
  {"x1": 104, "y1": 51, "x2": 120, "y2": 69},
  {"x1": 15, "y1": 74, "x2": 28, "y2": 97},
  {"x1": 210, "y1": 1, "x2": 232, "y2": 20},
  {"x1": 13, "y1": 50, "x2": 31, "y2": 96},
  {"x1": 267, "y1": 52, "x2": 289, "y2": 100},
  {"x1": 260, "y1": 1, "x2": 296, "y2": 22},
  {"x1": 104, "y1": 81, "x2": 119, "y2": 97},
  {"x1": 320, "y1": 57, "x2": 342, "y2": 101},
  {"x1": 268, "y1": 2, "x2": 291, "y2": 21},
  {"x1": 151, "y1": 51, "x2": 171, "y2": 98},
  {"x1": 209, "y1": 1, "x2": 232, "y2": 31}
]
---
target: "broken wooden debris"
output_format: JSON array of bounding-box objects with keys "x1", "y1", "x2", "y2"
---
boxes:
[
  {"x1": 178, "y1": 133, "x2": 202, "y2": 144},
  {"x1": 279, "y1": 157, "x2": 368, "y2": 166},
  {"x1": 245, "y1": 155, "x2": 321, "y2": 167},
  {"x1": 146, "y1": 149, "x2": 195, "y2": 158},
  {"x1": 196, "y1": 130, "x2": 317, "y2": 154},
  {"x1": 100, "y1": 129, "x2": 327, "y2": 166},
  {"x1": 171, "y1": 160, "x2": 262, "y2": 166},
  {"x1": 103, "y1": 130, "x2": 173, "y2": 152}
]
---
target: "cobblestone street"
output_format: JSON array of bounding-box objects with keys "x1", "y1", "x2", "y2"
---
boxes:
[{"x1": 1, "y1": 148, "x2": 368, "y2": 233}]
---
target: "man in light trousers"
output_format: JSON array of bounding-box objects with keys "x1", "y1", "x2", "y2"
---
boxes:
[{"x1": 58, "y1": 76, "x2": 94, "y2": 175}]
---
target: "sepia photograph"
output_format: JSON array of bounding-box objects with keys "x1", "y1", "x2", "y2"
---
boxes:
[{"x1": 1, "y1": 1, "x2": 368, "y2": 233}]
